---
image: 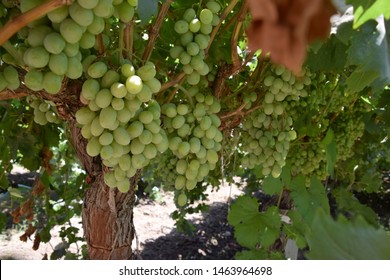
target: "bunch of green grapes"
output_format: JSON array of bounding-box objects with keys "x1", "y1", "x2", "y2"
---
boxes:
[
  {"x1": 26, "y1": 95, "x2": 60, "y2": 125},
  {"x1": 239, "y1": 65, "x2": 312, "y2": 178},
  {"x1": 75, "y1": 60, "x2": 168, "y2": 193},
  {"x1": 0, "y1": 65, "x2": 20, "y2": 91},
  {"x1": 19, "y1": 0, "x2": 120, "y2": 94},
  {"x1": 169, "y1": 0, "x2": 221, "y2": 86},
  {"x1": 159, "y1": 89, "x2": 222, "y2": 206},
  {"x1": 113, "y1": 0, "x2": 137, "y2": 23},
  {"x1": 240, "y1": 111, "x2": 296, "y2": 178}
]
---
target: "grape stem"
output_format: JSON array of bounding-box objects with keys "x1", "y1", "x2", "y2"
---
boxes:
[
  {"x1": 96, "y1": 34, "x2": 105, "y2": 56},
  {"x1": 124, "y1": 20, "x2": 135, "y2": 59},
  {"x1": 205, "y1": 0, "x2": 241, "y2": 56},
  {"x1": 158, "y1": 71, "x2": 186, "y2": 93},
  {"x1": 142, "y1": 0, "x2": 173, "y2": 62},
  {"x1": 0, "y1": 0, "x2": 73, "y2": 46},
  {"x1": 0, "y1": 87, "x2": 29, "y2": 101},
  {"x1": 231, "y1": 0, "x2": 249, "y2": 69}
]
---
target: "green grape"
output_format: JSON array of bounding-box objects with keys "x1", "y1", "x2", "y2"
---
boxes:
[
  {"x1": 87, "y1": 16, "x2": 105, "y2": 34},
  {"x1": 66, "y1": 57, "x2": 83, "y2": 79},
  {"x1": 88, "y1": 61, "x2": 108, "y2": 79},
  {"x1": 60, "y1": 18, "x2": 83, "y2": 44},
  {"x1": 126, "y1": 75, "x2": 143, "y2": 94},
  {"x1": 43, "y1": 32, "x2": 66, "y2": 54},
  {"x1": 174, "y1": 20, "x2": 189, "y2": 34},
  {"x1": 42, "y1": 72, "x2": 63, "y2": 94},
  {"x1": 24, "y1": 47, "x2": 50, "y2": 68},
  {"x1": 24, "y1": 70, "x2": 43, "y2": 91},
  {"x1": 199, "y1": 9, "x2": 213, "y2": 25},
  {"x1": 48, "y1": 53, "x2": 68, "y2": 75},
  {"x1": 78, "y1": 0, "x2": 99, "y2": 9},
  {"x1": 93, "y1": 0, "x2": 114, "y2": 18}
]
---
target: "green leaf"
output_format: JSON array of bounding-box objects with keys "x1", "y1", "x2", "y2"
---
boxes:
[
  {"x1": 347, "y1": 0, "x2": 390, "y2": 28},
  {"x1": 7, "y1": 187, "x2": 24, "y2": 199},
  {"x1": 290, "y1": 176, "x2": 330, "y2": 223},
  {"x1": 280, "y1": 163, "x2": 291, "y2": 187},
  {"x1": 347, "y1": 20, "x2": 390, "y2": 90},
  {"x1": 137, "y1": 0, "x2": 159, "y2": 25},
  {"x1": 325, "y1": 141, "x2": 337, "y2": 177},
  {"x1": 306, "y1": 209, "x2": 390, "y2": 259},
  {"x1": 332, "y1": 188, "x2": 379, "y2": 227},
  {"x1": 283, "y1": 210, "x2": 309, "y2": 249},
  {"x1": 321, "y1": 128, "x2": 334, "y2": 146},
  {"x1": 262, "y1": 176, "x2": 282, "y2": 195},
  {"x1": 235, "y1": 249, "x2": 284, "y2": 260},
  {"x1": 0, "y1": 213, "x2": 7, "y2": 233},
  {"x1": 306, "y1": 35, "x2": 348, "y2": 72},
  {"x1": 228, "y1": 196, "x2": 281, "y2": 249},
  {"x1": 346, "y1": 68, "x2": 379, "y2": 93}
]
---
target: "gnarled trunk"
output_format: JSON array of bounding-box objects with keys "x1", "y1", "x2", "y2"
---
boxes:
[{"x1": 82, "y1": 174, "x2": 137, "y2": 259}]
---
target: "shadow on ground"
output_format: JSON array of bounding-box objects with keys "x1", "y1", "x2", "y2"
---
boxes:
[{"x1": 137, "y1": 201, "x2": 242, "y2": 260}]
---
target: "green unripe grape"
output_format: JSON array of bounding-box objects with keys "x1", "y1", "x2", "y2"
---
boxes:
[
  {"x1": 127, "y1": 121, "x2": 143, "y2": 139},
  {"x1": 174, "y1": 20, "x2": 189, "y2": 34},
  {"x1": 66, "y1": 57, "x2": 83, "y2": 79},
  {"x1": 206, "y1": 1, "x2": 221, "y2": 13},
  {"x1": 274, "y1": 104, "x2": 284, "y2": 115},
  {"x1": 126, "y1": 75, "x2": 143, "y2": 94},
  {"x1": 112, "y1": 140, "x2": 125, "y2": 157},
  {"x1": 176, "y1": 104, "x2": 189, "y2": 116},
  {"x1": 43, "y1": 72, "x2": 63, "y2": 94},
  {"x1": 263, "y1": 103, "x2": 274, "y2": 115},
  {"x1": 100, "y1": 145, "x2": 113, "y2": 160},
  {"x1": 145, "y1": 121, "x2": 160, "y2": 134},
  {"x1": 130, "y1": 138, "x2": 145, "y2": 155},
  {"x1": 175, "y1": 175, "x2": 186, "y2": 190},
  {"x1": 210, "y1": 114, "x2": 221, "y2": 127},
  {"x1": 144, "y1": 78, "x2": 161, "y2": 93},
  {"x1": 111, "y1": 98, "x2": 125, "y2": 111},
  {"x1": 46, "y1": 111, "x2": 58, "y2": 123},
  {"x1": 185, "y1": 168, "x2": 197, "y2": 180},
  {"x1": 186, "y1": 179, "x2": 197, "y2": 190},
  {"x1": 132, "y1": 153, "x2": 147, "y2": 169},
  {"x1": 117, "y1": 107, "x2": 133, "y2": 123},
  {"x1": 104, "y1": 171, "x2": 117, "y2": 188},
  {"x1": 172, "y1": 115, "x2": 185, "y2": 129},
  {"x1": 76, "y1": 107, "x2": 96, "y2": 125},
  {"x1": 205, "y1": 125, "x2": 218, "y2": 139},
  {"x1": 88, "y1": 61, "x2": 108, "y2": 79},
  {"x1": 189, "y1": 137, "x2": 201, "y2": 153},
  {"x1": 24, "y1": 47, "x2": 50, "y2": 68},
  {"x1": 200, "y1": 9, "x2": 213, "y2": 24},
  {"x1": 38, "y1": 102, "x2": 50, "y2": 113},
  {"x1": 127, "y1": 0, "x2": 138, "y2": 7},
  {"x1": 99, "y1": 131, "x2": 114, "y2": 145},
  {"x1": 177, "y1": 193, "x2": 187, "y2": 207},
  {"x1": 170, "y1": 45, "x2": 184, "y2": 59},
  {"x1": 143, "y1": 144, "x2": 157, "y2": 159},
  {"x1": 101, "y1": 70, "x2": 120, "y2": 89},
  {"x1": 49, "y1": 53, "x2": 68, "y2": 75},
  {"x1": 33, "y1": 109, "x2": 48, "y2": 125},
  {"x1": 188, "y1": 159, "x2": 200, "y2": 171},
  {"x1": 137, "y1": 85, "x2": 152, "y2": 103},
  {"x1": 117, "y1": 178, "x2": 131, "y2": 193},
  {"x1": 151, "y1": 131, "x2": 163, "y2": 145},
  {"x1": 288, "y1": 130, "x2": 297, "y2": 140},
  {"x1": 186, "y1": 71, "x2": 201, "y2": 86},
  {"x1": 176, "y1": 159, "x2": 187, "y2": 175},
  {"x1": 264, "y1": 92, "x2": 274, "y2": 104},
  {"x1": 90, "y1": 117, "x2": 104, "y2": 137},
  {"x1": 79, "y1": 31, "x2": 96, "y2": 49},
  {"x1": 200, "y1": 23, "x2": 212, "y2": 35},
  {"x1": 183, "y1": 8, "x2": 196, "y2": 22},
  {"x1": 48, "y1": 6, "x2": 69, "y2": 23},
  {"x1": 183, "y1": 64, "x2": 194, "y2": 75},
  {"x1": 198, "y1": 163, "x2": 210, "y2": 178},
  {"x1": 3, "y1": 66, "x2": 19, "y2": 89},
  {"x1": 118, "y1": 154, "x2": 131, "y2": 171},
  {"x1": 110, "y1": 82, "x2": 127, "y2": 98},
  {"x1": 196, "y1": 146, "x2": 207, "y2": 159},
  {"x1": 162, "y1": 103, "x2": 177, "y2": 118},
  {"x1": 200, "y1": 116, "x2": 212, "y2": 131},
  {"x1": 180, "y1": 32, "x2": 193, "y2": 47},
  {"x1": 169, "y1": 136, "x2": 182, "y2": 151},
  {"x1": 138, "y1": 110, "x2": 154, "y2": 124},
  {"x1": 137, "y1": 63, "x2": 156, "y2": 82},
  {"x1": 189, "y1": 18, "x2": 201, "y2": 33},
  {"x1": 86, "y1": 137, "x2": 102, "y2": 157},
  {"x1": 114, "y1": 126, "x2": 131, "y2": 145},
  {"x1": 274, "y1": 65, "x2": 285, "y2": 76},
  {"x1": 121, "y1": 63, "x2": 136, "y2": 78},
  {"x1": 99, "y1": 106, "x2": 117, "y2": 129},
  {"x1": 93, "y1": 0, "x2": 114, "y2": 18},
  {"x1": 116, "y1": 2, "x2": 134, "y2": 22},
  {"x1": 190, "y1": 55, "x2": 204, "y2": 71},
  {"x1": 95, "y1": 89, "x2": 112, "y2": 108},
  {"x1": 82, "y1": 79, "x2": 100, "y2": 100},
  {"x1": 63, "y1": 42, "x2": 79, "y2": 57},
  {"x1": 194, "y1": 34, "x2": 209, "y2": 50},
  {"x1": 179, "y1": 52, "x2": 191, "y2": 65},
  {"x1": 177, "y1": 141, "x2": 190, "y2": 157},
  {"x1": 186, "y1": 42, "x2": 200, "y2": 56},
  {"x1": 43, "y1": 32, "x2": 66, "y2": 54},
  {"x1": 87, "y1": 16, "x2": 105, "y2": 34},
  {"x1": 24, "y1": 70, "x2": 43, "y2": 91},
  {"x1": 60, "y1": 18, "x2": 83, "y2": 44}
]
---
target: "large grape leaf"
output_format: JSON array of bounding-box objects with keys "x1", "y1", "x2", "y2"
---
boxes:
[
  {"x1": 228, "y1": 196, "x2": 281, "y2": 249},
  {"x1": 347, "y1": 0, "x2": 390, "y2": 28},
  {"x1": 347, "y1": 20, "x2": 390, "y2": 91},
  {"x1": 306, "y1": 209, "x2": 390, "y2": 259},
  {"x1": 262, "y1": 176, "x2": 282, "y2": 195},
  {"x1": 290, "y1": 176, "x2": 330, "y2": 223}
]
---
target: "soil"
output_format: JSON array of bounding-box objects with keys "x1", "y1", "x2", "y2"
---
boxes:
[{"x1": 0, "y1": 168, "x2": 245, "y2": 260}]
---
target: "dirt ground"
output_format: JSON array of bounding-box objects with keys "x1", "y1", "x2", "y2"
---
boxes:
[{"x1": 0, "y1": 176, "x2": 244, "y2": 260}]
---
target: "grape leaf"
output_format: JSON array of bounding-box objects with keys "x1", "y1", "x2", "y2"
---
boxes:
[
  {"x1": 137, "y1": 0, "x2": 160, "y2": 25},
  {"x1": 306, "y1": 209, "x2": 390, "y2": 259},
  {"x1": 332, "y1": 188, "x2": 379, "y2": 227},
  {"x1": 236, "y1": 249, "x2": 284, "y2": 260},
  {"x1": 306, "y1": 35, "x2": 348, "y2": 72},
  {"x1": 290, "y1": 176, "x2": 330, "y2": 223},
  {"x1": 262, "y1": 176, "x2": 282, "y2": 195},
  {"x1": 347, "y1": 0, "x2": 390, "y2": 28},
  {"x1": 228, "y1": 196, "x2": 281, "y2": 249},
  {"x1": 347, "y1": 20, "x2": 390, "y2": 91},
  {"x1": 346, "y1": 68, "x2": 379, "y2": 93}
]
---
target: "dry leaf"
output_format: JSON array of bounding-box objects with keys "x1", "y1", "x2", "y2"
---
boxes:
[
  {"x1": 19, "y1": 224, "x2": 36, "y2": 242},
  {"x1": 247, "y1": 0, "x2": 336, "y2": 74}
]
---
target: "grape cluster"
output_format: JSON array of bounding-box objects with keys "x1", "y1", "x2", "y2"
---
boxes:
[
  {"x1": 240, "y1": 65, "x2": 310, "y2": 178},
  {"x1": 159, "y1": 89, "x2": 222, "y2": 206},
  {"x1": 75, "y1": 60, "x2": 168, "y2": 193},
  {"x1": 26, "y1": 95, "x2": 60, "y2": 125},
  {"x1": 169, "y1": 1, "x2": 221, "y2": 86}
]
